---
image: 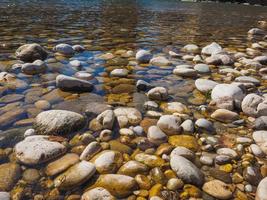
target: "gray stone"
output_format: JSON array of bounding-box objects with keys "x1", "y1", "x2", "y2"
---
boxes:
[
  {"x1": 195, "y1": 79, "x2": 218, "y2": 93},
  {"x1": 147, "y1": 87, "x2": 168, "y2": 101},
  {"x1": 256, "y1": 177, "x2": 267, "y2": 200},
  {"x1": 157, "y1": 115, "x2": 181, "y2": 135},
  {"x1": 21, "y1": 60, "x2": 47, "y2": 75},
  {"x1": 54, "y1": 43, "x2": 74, "y2": 55},
  {"x1": 201, "y1": 42, "x2": 223, "y2": 55},
  {"x1": 147, "y1": 125, "x2": 167, "y2": 145},
  {"x1": 82, "y1": 187, "x2": 115, "y2": 200},
  {"x1": 194, "y1": 64, "x2": 210, "y2": 73},
  {"x1": 150, "y1": 56, "x2": 171, "y2": 66},
  {"x1": 181, "y1": 119, "x2": 194, "y2": 133},
  {"x1": 136, "y1": 50, "x2": 153, "y2": 63},
  {"x1": 15, "y1": 43, "x2": 47, "y2": 62}
]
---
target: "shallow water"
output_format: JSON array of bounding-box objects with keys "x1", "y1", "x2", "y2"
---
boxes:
[{"x1": 0, "y1": 1, "x2": 267, "y2": 198}]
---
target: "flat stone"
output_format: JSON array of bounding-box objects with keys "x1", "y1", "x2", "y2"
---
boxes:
[
  {"x1": 117, "y1": 161, "x2": 149, "y2": 177},
  {"x1": 150, "y1": 56, "x2": 171, "y2": 66},
  {"x1": 0, "y1": 163, "x2": 21, "y2": 191},
  {"x1": 21, "y1": 60, "x2": 47, "y2": 75},
  {"x1": 110, "y1": 69, "x2": 129, "y2": 77},
  {"x1": 136, "y1": 50, "x2": 153, "y2": 64},
  {"x1": 169, "y1": 135, "x2": 199, "y2": 152},
  {"x1": 202, "y1": 180, "x2": 232, "y2": 199},
  {"x1": 195, "y1": 79, "x2": 218, "y2": 93},
  {"x1": 173, "y1": 68, "x2": 197, "y2": 77},
  {"x1": 211, "y1": 109, "x2": 239, "y2": 123}
]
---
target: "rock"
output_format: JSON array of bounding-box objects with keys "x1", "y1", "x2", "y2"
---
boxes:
[
  {"x1": 200, "y1": 155, "x2": 213, "y2": 166},
  {"x1": 136, "y1": 80, "x2": 152, "y2": 91},
  {"x1": 211, "y1": 84, "x2": 245, "y2": 110},
  {"x1": 195, "y1": 79, "x2": 218, "y2": 93},
  {"x1": 195, "y1": 118, "x2": 214, "y2": 132},
  {"x1": 54, "y1": 44, "x2": 74, "y2": 55},
  {"x1": 170, "y1": 147, "x2": 195, "y2": 161},
  {"x1": 136, "y1": 50, "x2": 153, "y2": 63},
  {"x1": 75, "y1": 71, "x2": 94, "y2": 80},
  {"x1": 0, "y1": 108, "x2": 26, "y2": 129},
  {"x1": 34, "y1": 110, "x2": 85, "y2": 135},
  {"x1": 211, "y1": 109, "x2": 239, "y2": 123},
  {"x1": 150, "y1": 56, "x2": 171, "y2": 66},
  {"x1": 157, "y1": 115, "x2": 181, "y2": 135},
  {"x1": 15, "y1": 43, "x2": 48, "y2": 62},
  {"x1": 109, "y1": 140, "x2": 133, "y2": 154},
  {"x1": 202, "y1": 180, "x2": 232, "y2": 199},
  {"x1": 253, "y1": 130, "x2": 267, "y2": 154},
  {"x1": 201, "y1": 42, "x2": 223, "y2": 55},
  {"x1": 81, "y1": 187, "x2": 115, "y2": 200},
  {"x1": 45, "y1": 153, "x2": 80, "y2": 176},
  {"x1": 34, "y1": 100, "x2": 51, "y2": 110},
  {"x1": 250, "y1": 144, "x2": 265, "y2": 157},
  {"x1": 182, "y1": 44, "x2": 199, "y2": 53},
  {"x1": 235, "y1": 76, "x2": 260, "y2": 86},
  {"x1": 168, "y1": 135, "x2": 199, "y2": 152},
  {"x1": 256, "y1": 177, "x2": 267, "y2": 200},
  {"x1": 160, "y1": 102, "x2": 188, "y2": 114},
  {"x1": 254, "y1": 55, "x2": 267, "y2": 65},
  {"x1": 80, "y1": 141, "x2": 101, "y2": 160},
  {"x1": 147, "y1": 126, "x2": 168, "y2": 145},
  {"x1": 92, "y1": 150, "x2": 123, "y2": 174},
  {"x1": 170, "y1": 155, "x2": 204, "y2": 186},
  {"x1": 21, "y1": 60, "x2": 47, "y2": 75},
  {"x1": 244, "y1": 166, "x2": 262, "y2": 186},
  {"x1": 85, "y1": 102, "x2": 111, "y2": 118},
  {"x1": 135, "y1": 153, "x2": 165, "y2": 168},
  {"x1": 254, "y1": 116, "x2": 267, "y2": 130},
  {"x1": 0, "y1": 163, "x2": 21, "y2": 191},
  {"x1": 217, "y1": 148, "x2": 238, "y2": 159},
  {"x1": 22, "y1": 168, "x2": 40, "y2": 183},
  {"x1": 242, "y1": 93, "x2": 267, "y2": 117},
  {"x1": 0, "y1": 94, "x2": 24, "y2": 104},
  {"x1": 110, "y1": 68, "x2": 129, "y2": 77},
  {"x1": 15, "y1": 135, "x2": 67, "y2": 165},
  {"x1": 181, "y1": 119, "x2": 194, "y2": 133},
  {"x1": 117, "y1": 161, "x2": 149, "y2": 177},
  {"x1": 96, "y1": 110, "x2": 115, "y2": 129},
  {"x1": 72, "y1": 44, "x2": 85, "y2": 52},
  {"x1": 147, "y1": 87, "x2": 168, "y2": 101},
  {"x1": 173, "y1": 68, "x2": 197, "y2": 77},
  {"x1": 54, "y1": 161, "x2": 96, "y2": 190},
  {"x1": 56, "y1": 74, "x2": 94, "y2": 92},
  {"x1": 0, "y1": 72, "x2": 28, "y2": 90},
  {"x1": 114, "y1": 107, "x2": 142, "y2": 127},
  {"x1": 248, "y1": 28, "x2": 265, "y2": 35},
  {"x1": 92, "y1": 174, "x2": 137, "y2": 198},
  {"x1": 194, "y1": 64, "x2": 210, "y2": 73},
  {"x1": 0, "y1": 192, "x2": 10, "y2": 200}
]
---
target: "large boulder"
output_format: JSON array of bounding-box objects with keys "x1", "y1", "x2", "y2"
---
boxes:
[
  {"x1": 211, "y1": 84, "x2": 245, "y2": 110},
  {"x1": 15, "y1": 135, "x2": 67, "y2": 165},
  {"x1": 34, "y1": 110, "x2": 86, "y2": 135},
  {"x1": 15, "y1": 43, "x2": 48, "y2": 62},
  {"x1": 56, "y1": 75, "x2": 94, "y2": 92}
]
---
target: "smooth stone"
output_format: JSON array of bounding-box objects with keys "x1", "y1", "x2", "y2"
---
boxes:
[
  {"x1": 54, "y1": 161, "x2": 96, "y2": 190},
  {"x1": 170, "y1": 155, "x2": 204, "y2": 186},
  {"x1": 80, "y1": 142, "x2": 102, "y2": 161},
  {"x1": 169, "y1": 135, "x2": 199, "y2": 152},
  {"x1": 250, "y1": 144, "x2": 265, "y2": 157},
  {"x1": 119, "y1": 128, "x2": 134, "y2": 136},
  {"x1": 181, "y1": 119, "x2": 194, "y2": 133},
  {"x1": 157, "y1": 115, "x2": 181, "y2": 135},
  {"x1": 201, "y1": 42, "x2": 223, "y2": 55},
  {"x1": 21, "y1": 60, "x2": 47, "y2": 75},
  {"x1": 114, "y1": 107, "x2": 142, "y2": 127},
  {"x1": 81, "y1": 187, "x2": 115, "y2": 200},
  {"x1": 22, "y1": 168, "x2": 40, "y2": 183},
  {"x1": 256, "y1": 177, "x2": 267, "y2": 200},
  {"x1": 211, "y1": 84, "x2": 245, "y2": 110},
  {"x1": 248, "y1": 28, "x2": 265, "y2": 35},
  {"x1": 15, "y1": 43, "x2": 48, "y2": 62},
  {"x1": 92, "y1": 174, "x2": 138, "y2": 198},
  {"x1": 182, "y1": 44, "x2": 199, "y2": 53},
  {"x1": 75, "y1": 71, "x2": 94, "y2": 80},
  {"x1": 0, "y1": 192, "x2": 10, "y2": 200},
  {"x1": 253, "y1": 131, "x2": 267, "y2": 154},
  {"x1": 0, "y1": 163, "x2": 21, "y2": 191},
  {"x1": 200, "y1": 155, "x2": 213, "y2": 166},
  {"x1": 72, "y1": 44, "x2": 85, "y2": 52},
  {"x1": 96, "y1": 110, "x2": 115, "y2": 129},
  {"x1": 110, "y1": 68, "x2": 129, "y2": 77},
  {"x1": 255, "y1": 116, "x2": 267, "y2": 130},
  {"x1": 150, "y1": 56, "x2": 171, "y2": 66},
  {"x1": 136, "y1": 80, "x2": 152, "y2": 91},
  {"x1": 242, "y1": 93, "x2": 267, "y2": 117},
  {"x1": 135, "y1": 153, "x2": 165, "y2": 168},
  {"x1": 217, "y1": 148, "x2": 238, "y2": 159},
  {"x1": 117, "y1": 160, "x2": 149, "y2": 177},
  {"x1": 215, "y1": 155, "x2": 232, "y2": 165},
  {"x1": 56, "y1": 74, "x2": 94, "y2": 92},
  {"x1": 244, "y1": 166, "x2": 262, "y2": 186},
  {"x1": 211, "y1": 109, "x2": 239, "y2": 123},
  {"x1": 34, "y1": 100, "x2": 51, "y2": 110},
  {"x1": 235, "y1": 76, "x2": 260, "y2": 86},
  {"x1": 45, "y1": 153, "x2": 80, "y2": 176},
  {"x1": 147, "y1": 87, "x2": 168, "y2": 101},
  {"x1": 136, "y1": 50, "x2": 153, "y2": 63},
  {"x1": 195, "y1": 118, "x2": 214, "y2": 132},
  {"x1": 54, "y1": 43, "x2": 74, "y2": 55},
  {"x1": 34, "y1": 110, "x2": 85, "y2": 135},
  {"x1": 194, "y1": 64, "x2": 210, "y2": 73},
  {"x1": 160, "y1": 102, "x2": 188, "y2": 114},
  {"x1": 170, "y1": 146, "x2": 195, "y2": 161},
  {"x1": 195, "y1": 79, "x2": 218, "y2": 93},
  {"x1": 173, "y1": 68, "x2": 197, "y2": 77},
  {"x1": 254, "y1": 55, "x2": 267, "y2": 65},
  {"x1": 202, "y1": 180, "x2": 232, "y2": 199},
  {"x1": 15, "y1": 135, "x2": 67, "y2": 165},
  {"x1": 0, "y1": 108, "x2": 26, "y2": 129},
  {"x1": 0, "y1": 94, "x2": 24, "y2": 104},
  {"x1": 147, "y1": 126, "x2": 168, "y2": 145}
]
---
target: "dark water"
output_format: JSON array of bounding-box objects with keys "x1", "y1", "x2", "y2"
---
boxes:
[{"x1": 0, "y1": 0, "x2": 267, "y2": 134}]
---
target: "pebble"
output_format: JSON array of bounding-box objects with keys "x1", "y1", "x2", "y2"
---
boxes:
[
  {"x1": 147, "y1": 87, "x2": 168, "y2": 101},
  {"x1": 147, "y1": 126, "x2": 168, "y2": 145},
  {"x1": 202, "y1": 179, "x2": 232, "y2": 199}
]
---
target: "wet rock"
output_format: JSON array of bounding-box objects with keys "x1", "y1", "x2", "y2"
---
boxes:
[
  {"x1": 0, "y1": 108, "x2": 26, "y2": 129},
  {"x1": 194, "y1": 64, "x2": 210, "y2": 73},
  {"x1": 136, "y1": 50, "x2": 153, "y2": 64},
  {"x1": 150, "y1": 56, "x2": 171, "y2": 66},
  {"x1": 81, "y1": 187, "x2": 115, "y2": 200},
  {"x1": 160, "y1": 102, "x2": 188, "y2": 114},
  {"x1": 34, "y1": 100, "x2": 51, "y2": 110},
  {"x1": 244, "y1": 166, "x2": 262, "y2": 186},
  {"x1": 147, "y1": 87, "x2": 168, "y2": 101},
  {"x1": 96, "y1": 110, "x2": 115, "y2": 129},
  {"x1": 0, "y1": 72, "x2": 27, "y2": 91},
  {"x1": 201, "y1": 42, "x2": 223, "y2": 55},
  {"x1": 169, "y1": 135, "x2": 199, "y2": 151},
  {"x1": 45, "y1": 153, "x2": 80, "y2": 176},
  {"x1": 92, "y1": 150, "x2": 123, "y2": 174},
  {"x1": 254, "y1": 116, "x2": 267, "y2": 130},
  {"x1": 157, "y1": 115, "x2": 181, "y2": 135},
  {"x1": 0, "y1": 163, "x2": 21, "y2": 191},
  {"x1": 135, "y1": 153, "x2": 165, "y2": 168},
  {"x1": 75, "y1": 71, "x2": 94, "y2": 80},
  {"x1": 54, "y1": 44, "x2": 74, "y2": 55},
  {"x1": 110, "y1": 68, "x2": 129, "y2": 77},
  {"x1": 114, "y1": 107, "x2": 142, "y2": 127},
  {"x1": 170, "y1": 155, "x2": 204, "y2": 186},
  {"x1": 235, "y1": 76, "x2": 260, "y2": 86},
  {"x1": 181, "y1": 119, "x2": 194, "y2": 133},
  {"x1": 242, "y1": 93, "x2": 267, "y2": 117},
  {"x1": 85, "y1": 102, "x2": 111, "y2": 118},
  {"x1": 173, "y1": 67, "x2": 197, "y2": 77},
  {"x1": 0, "y1": 94, "x2": 24, "y2": 104},
  {"x1": 136, "y1": 80, "x2": 152, "y2": 91},
  {"x1": 109, "y1": 140, "x2": 133, "y2": 154},
  {"x1": 170, "y1": 146, "x2": 195, "y2": 161},
  {"x1": 253, "y1": 131, "x2": 267, "y2": 154},
  {"x1": 54, "y1": 161, "x2": 96, "y2": 190},
  {"x1": 195, "y1": 118, "x2": 214, "y2": 132},
  {"x1": 200, "y1": 155, "x2": 213, "y2": 166},
  {"x1": 72, "y1": 44, "x2": 85, "y2": 52},
  {"x1": 22, "y1": 168, "x2": 40, "y2": 184},
  {"x1": 254, "y1": 55, "x2": 267, "y2": 65},
  {"x1": 195, "y1": 79, "x2": 218, "y2": 93},
  {"x1": 211, "y1": 109, "x2": 239, "y2": 123},
  {"x1": 80, "y1": 142, "x2": 102, "y2": 161},
  {"x1": 211, "y1": 83, "x2": 245, "y2": 110},
  {"x1": 202, "y1": 180, "x2": 232, "y2": 199},
  {"x1": 248, "y1": 28, "x2": 265, "y2": 35},
  {"x1": 118, "y1": 160, "x2": 149, "y2": 177},
  {"x1": 182, "y1": 44, "x2": 199, "y2": 53},
  {"x1": 15, "y1": 43, "x2": 48, "y2": 62},
  {"x1": 217, "y1": 148, "x2": 238, "y2": 159},
  {"x1": 21, "y1": 60, "x2": 47, "y2": 75},
  {"x1": 256, "y1": 177, "x2": 267, "y2": 200},
  {"x1": 34, "y1": 110, "x2": 85, "y2": 135},
  {"x1": 92, "y1": 174, "x2": 138, "y2": 198},
  {"x1": 250, "y1": 144, "x2": 265, "y2": 157},
  {"x1": 15, "y1": 135, "x2": 67, "y2": 165},
  {"x1": 56, "y1": 74, "x2": 94, "y2": 92},
  {"x1": 147, "y1": 125, "x2": 168, "y2": 145}
]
